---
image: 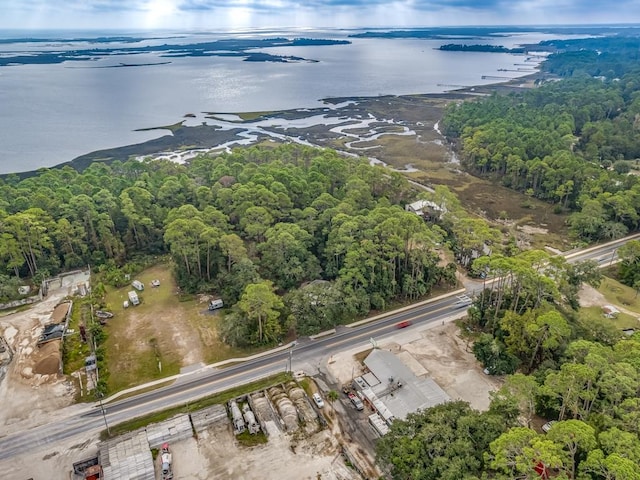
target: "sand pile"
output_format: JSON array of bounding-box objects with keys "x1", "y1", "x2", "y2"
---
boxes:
[{"x1": 34, "y1": 340, "x2": 61, "y2": 375}]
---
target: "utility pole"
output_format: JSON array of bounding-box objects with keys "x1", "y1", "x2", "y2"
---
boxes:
[{"x1": 98, "y1": 393, "x2": 111, "y2": 436}]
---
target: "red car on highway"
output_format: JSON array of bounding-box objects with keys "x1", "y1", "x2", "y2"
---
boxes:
[{"x1": 396, "y1": 320, "x2": 412, "y2": 329}]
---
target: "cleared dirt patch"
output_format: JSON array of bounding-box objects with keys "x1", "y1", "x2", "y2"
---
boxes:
[
  {"x1": 0, "y1": 272, "x2": 89, "y2": 435},
  {"x1": 102, "y1": 263, "x2": 244, "y2": 393},
  {"x1": 328, "y1": 321, "x2": 502, "y2": 412},
  {"x1": 171, "y1": 411, "x2": 359, "y2": 480}
]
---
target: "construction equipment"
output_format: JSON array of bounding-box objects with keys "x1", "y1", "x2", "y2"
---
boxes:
[
  {"x1": 230, "y1": 400, "x2": 245, "y2": 433},
  {"x1": 160, "y1": 443, "x2": 173, "y2": 480}
]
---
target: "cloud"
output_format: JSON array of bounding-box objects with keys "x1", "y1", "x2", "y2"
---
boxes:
[{"x1": 2, "y1": 0, "x2": 638, "y2": 29}]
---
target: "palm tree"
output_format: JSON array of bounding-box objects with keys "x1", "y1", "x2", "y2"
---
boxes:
[{"x1": 326, "y1": 390, "x2": 339, "y2": 404}]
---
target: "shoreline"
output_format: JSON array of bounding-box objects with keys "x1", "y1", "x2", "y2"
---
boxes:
[{"x1": 1, "y1": 70, "x2": 549, "y2": 180}]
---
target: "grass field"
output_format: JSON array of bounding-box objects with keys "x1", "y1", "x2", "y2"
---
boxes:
[
  {"x1": 578, "y1": 306, "x2": 639, "y2": 331},
  {"x1": 598, "y1": 276, "x2": 640, "y2": 315},
  {"x1": 571, "y1": 276, "x2": 640, "y2": 336},
  {"x1": 102, "y1": 263, "x2": 245, "y2": 393}
]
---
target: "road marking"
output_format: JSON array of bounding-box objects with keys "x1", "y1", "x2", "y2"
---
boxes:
[{"x1": 326, "y1": 304, "x2": 455, "y2": 349}]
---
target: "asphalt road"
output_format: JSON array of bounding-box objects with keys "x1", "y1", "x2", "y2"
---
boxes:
[
  {"x1": 0, "y1": 295, "x2": 462, "y2": 460},
  {"x1": 0, "y1": 233, "x2": 638, "y2": 460}
]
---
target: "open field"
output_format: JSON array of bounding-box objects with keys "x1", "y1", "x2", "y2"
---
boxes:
[
  {"x1": 597, "y1": 276, "x2": 640, "y2": 315},
  {"x1": 578, "y1": 306, "x2": 639, "y2": 331},
  {"x1": 579, "y1": 280, "x2": 640, "y2": 332},
  {"x1": 102, "y1": 263, "x2": 246, "y2": 393}
]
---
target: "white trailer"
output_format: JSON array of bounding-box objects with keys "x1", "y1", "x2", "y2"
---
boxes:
[
  {"x1": 208, "y1": 299, "x2": 224, "y2": 310},
  {"x1": 128, "y1": 291, "x2": 140, "y2": 306}
]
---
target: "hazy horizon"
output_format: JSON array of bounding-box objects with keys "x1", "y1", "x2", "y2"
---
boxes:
[{"x1": 4, "y1": 0, "x2": 640, "y2": 31}]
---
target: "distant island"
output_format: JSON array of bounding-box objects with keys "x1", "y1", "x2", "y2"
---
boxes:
[
  {"x1": 438, "y1": 44, "x2": 526, "y2": 53},
  {"x1": 0, "y1": 36, "x2": 350, "y2": 67},
  {"x1": 72, "y1": 61, "x2": 173, "y2": 69},
  {"x1": 0, "y1": 35, "x2": 184, "y2": 45},
  {"x1": 349, "y1": 25, "x2": 640, "y2": 39}
]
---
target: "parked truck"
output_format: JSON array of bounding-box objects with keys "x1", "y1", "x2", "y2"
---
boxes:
[
  {"x1": 348, "y1": 392, "x2": 364, "y2": 411},
  {"x1": 128, "y1": 290, "x2": 140, "y2": 306},
  {"x1": 160, "y1": 443, "x2": 173, "y2": 480}
]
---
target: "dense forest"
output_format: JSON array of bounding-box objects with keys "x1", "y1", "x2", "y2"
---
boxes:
[
  {"x1": 0, "y1": 145, "x2": 466, "y2": 344},
  {"x1": 375, "y1": 35, "x2": 640, "y2": 480},
  {"x1": 441, "y1": 35, "x2": 640, "y2": 242}
]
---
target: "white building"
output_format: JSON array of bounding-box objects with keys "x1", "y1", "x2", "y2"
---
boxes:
[
  {"x1": 405, "y1": 200, "x2": 445, "y2": 220},
  {"x1": 353, "y1": 349, "x2": 450, "y2": 427}
]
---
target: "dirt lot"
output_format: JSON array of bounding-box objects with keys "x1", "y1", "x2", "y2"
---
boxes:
[
  {"x1": 171, "y1": 418, "x2": 360, "y2": 480},
  {"x1": 0, "y1": 272, "x2": 89, "y2": 436},
  {"x1": 327, "y1": 321, "x2": 502, "y2": 412},
  {"x1": 102, "y1": 264, "x2": 245, "y2": 392}
]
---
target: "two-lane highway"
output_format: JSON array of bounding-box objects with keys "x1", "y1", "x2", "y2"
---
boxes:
[
  {"x1": 0, "y1": 295, "x2": 465, "y2": 460},
  {"x1": 0, "y1": 233, "x2": 638, "y2": 460}
]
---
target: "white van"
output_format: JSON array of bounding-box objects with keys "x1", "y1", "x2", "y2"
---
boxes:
[
  {"x1": 312, "y1": 393, "x2": 325, "y2": 408},
  {"x1": 208, "y1": 299, "x2": 224, "y2": 310}
]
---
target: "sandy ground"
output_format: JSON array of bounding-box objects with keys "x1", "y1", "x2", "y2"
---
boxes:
[
  {"x1": 172, "y1": 422, "x2": 359, "y2": 480},
  {"x1": 1, "y1": 433, "x2": 101, "y2": 480},
  {"x1": 578, "y1": 283, "x2": 610, "y2": 308},
  {"x1": 0, "y1": 274, "x2": 88, "y2": 436},
  {"x1": 327, "y1": 321, "x2": 502, "y2": 411},
  {"x1": 108, "y1": 267, "x2": 211, "y2": 384}
]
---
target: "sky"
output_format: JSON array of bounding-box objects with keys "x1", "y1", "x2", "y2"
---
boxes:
[{"x1": 2, "y1": 0, "x2": 638, "y2": 31}]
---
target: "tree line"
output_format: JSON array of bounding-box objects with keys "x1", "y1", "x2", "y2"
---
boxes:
[
  {"x1": 441, "y1": 36, "x2": 640, "y2": 242},
  {"x1": 0, "y1": 145, "x2": 465, "y2": 345},
  {"x1": 377, "y1": 35, "x2": 640, "y2": 479}
]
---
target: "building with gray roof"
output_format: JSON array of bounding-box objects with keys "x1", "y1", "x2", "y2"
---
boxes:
[{"x1": 358, "y1": 349, "x2": 450, "y2": 423}]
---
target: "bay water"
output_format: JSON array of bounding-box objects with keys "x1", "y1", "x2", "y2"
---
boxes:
[{"x1": 0, "y1": 30, "x2": 562, "y2": 174}]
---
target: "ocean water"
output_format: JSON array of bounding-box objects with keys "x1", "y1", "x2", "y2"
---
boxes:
[{"x1": 0, "y1": 30, "x2": 561, "y2": 174}]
